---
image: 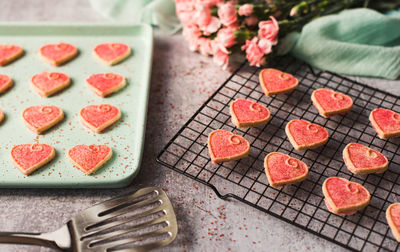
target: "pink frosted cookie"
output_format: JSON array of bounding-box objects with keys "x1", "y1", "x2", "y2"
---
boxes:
[
  {"x1": 0, "y1": 74, "x2": 13, "y2": 94},
  {"x1": 67, "y1": 145, "x2": 112, "y2": 174},
  {"x1": 0, "y1": 44, "x2": 23, "y2": 66},
  {"x1": 264, "y1": 152, "x2": 308, "y2": 188},
  {"x1": 0, "y1": 109, "x2": 4, "y2": 123},
  {"x1": 31, "y1": 72, "x2": 70, "y2": 97},
  {"x1": 387, "y1": 203, "x2": 400, "y2": 242},
  {"x1": 285, "y1": 120, "x2": 329, "y2": 150},
  {"x1": 343, "y1": 143, "x2": 388, "y2": 174},
  {"x1": 370, "y1": 108, "x2": 400, "y2": 139},
  {"x1": 86, "y1": 73, "x2": 126, "y2": 97},
  {"x1": 230, "y1": 99, "x2": 270, "y2": 128},
  {"x1": 311, "y1": 88, "x2": 353, "y2": 118},
  {"x1": 11, "y1": 143, "x2": 55, "y2": 175},
  {"x1": 39, "y1": 42, "x2": 78, "y2": 66},
  {"x1": 93, "y1": 42, "x2": 131, "y2": 66},
  {"x1": 208, "y1": 129, "x2": 250, "y2": 164},
  {"x1": 259, "y1": 68, "x2": 298, "y2": 96},
  {"x1": 323, "y1": 177, "x2": 370, "y2": 215},
  {"x1": 80, "y1": 104, "x2": 121, "y2": 133},
  {"x1": 22, "y1": 105, "x2": 64, "y2": 134}
]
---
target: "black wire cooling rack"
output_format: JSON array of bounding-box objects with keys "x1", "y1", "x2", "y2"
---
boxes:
[{"x1": 156, "y1": 56, "x2": 400, "y2": 251}]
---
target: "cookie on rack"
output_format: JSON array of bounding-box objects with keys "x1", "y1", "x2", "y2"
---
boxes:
[
  {"x1": 311, "y1": 88, "x2": 353, "y2": 118},
  {"x1": 259, "y1": 68, "x2": 298, "y2": 96},
  {"x1": 31, "y1": 72, "x2": 70, "y2": 97},
  {"x1": 230, "y1": 99, "x2": 270, "y2": 128},
  {"x1": 79, "y1": 104, "x2": 121, "y2": 133},
  {"x1": 207, "y1": 129, "x2": 250, "y2": 164},
  {"x1": 323, "y1": 177, "x2": 370, "y2": 215},
  {"x1": 386, "y1": 203, "x2": 400, "y2": 242},
  {"x1": 285, "y1": 119, "x2": 329, "y2": 150},
  {"x1": 343, "y1": 143, "x2": 388, "y2": 174},
  {"x1": 11, "y1": 143, "x2": 55, "y2": 175},
  {"x1": 93, "y1": 42, "x2": 131, "y2": 66},
  {"x1": 67, "y1": 145, "x2": 112, "y2": 175},
  {"x1": 0, "y1": 44, "x2": 23, "y2": 66},
  {"x1": 86, "y1": 73, "x2": 126, "y2": 97},
  {"x1": 39, "y1": 42, "x2": 78, "y2": 66},
  {"x1": 369, "y1": 108, "x2": 400, "y2": 139},
  {"x1": 0, "y1": 74, "x2": 13, "y2": 94},
  {"x1": 264, "y1": 152, "x2": 308, "y2": 188},
  {"x1": 22, "y1": 105, "x2": 64, "y2": 134}
]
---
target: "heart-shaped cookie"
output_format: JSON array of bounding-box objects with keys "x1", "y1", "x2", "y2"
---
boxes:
[
  {"x1": 343, "y1": 143, "x2": 388, "y2": 174},
  {"x1": 370, "y1": 108, "x2": 400, "y2": 139},
  {"x1": 230, "y1": 99, "x2": 270, "y2": 128},
  {"x1": 323, "y1": 177, "x2": 370, "y2": 215},
  {"x1": 80, "y1": 104, "x2": 121, "y2": 133},
  {"x1": 386, "y1": 203, "x2": 400, "y2": 242},
  {"x1": 93, "y1": 43, "x2": 131, "y2": 66},
  {"x1": 39, "y1": 42, "x2": 78, "y2": 66},
  {"x1": 264, "y1": 152, "x2": 308, "y2": 188},
  {"x1": 0, "y1": 44, "x2": 23, "y2": 66},
  {"x1": 67, "y1": 145, "x2": 112, "y2": 174},
  {"x1": 86, "y1": 73, "x2": 126, "y2": 97},
  {"x1": 22, "y1": 105, "x2": 64, "y2": 134},
  {"x1": 11, "y1": 143, "x2": 55, "y2": 175},
  {"x1": 31, "y1": 72, "x2": 70, "y2": 97},
  {"x1": 208, "y1": 129, "x2": 250, "y2": 164},
  {"x1": 0, "y1": 74, "x2": 12, "y2": 94},
  {"x1": 285, "y1": 120, "x2": 329, "y2": 150},
  {"x1": 0, "y1": 109, "x2": 4, "y2": 123},
  {"x1": 311, "y1": 88, "x2": 353, "y2": 118},
  {"x1": 259, "y1": 68, "x2": 298, "y2": 96}
]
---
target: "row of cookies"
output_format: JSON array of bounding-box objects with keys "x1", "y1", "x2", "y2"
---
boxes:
[
  {"x1": 0, "y1": 72, "x2": 126, "y2": 98},
  {"x1": 11, "y1": 143, "x2": 112, "y2": 175},
  {"x1": 0, "y1": 104, "x2": 120, "y2": 134},
  {"x1": 0, "y1": 42, "x2": 131, "y2": 67}
]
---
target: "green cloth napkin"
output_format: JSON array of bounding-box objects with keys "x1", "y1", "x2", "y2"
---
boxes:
[
  {"x1": 279, "y1": 8, "x2": 400, "y2": 80},
  {"x1": 89, "y1": 0, "x2": 181, "y2": 32}
]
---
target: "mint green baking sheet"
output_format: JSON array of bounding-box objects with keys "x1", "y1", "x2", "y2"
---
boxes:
[{"x1": 0, "y1": 23, "x2": 153, "y2": 188}]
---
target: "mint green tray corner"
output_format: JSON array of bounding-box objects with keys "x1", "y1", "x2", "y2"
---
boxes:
[{"x1": 0, "y1": 23, "x2": 153, "y2": 188}]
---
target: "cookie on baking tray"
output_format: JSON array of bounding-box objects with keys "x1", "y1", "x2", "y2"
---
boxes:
[
  {"x1": 22, "y1": 105, "x2": 64, "y2": 134},
  {"x1": 230, "y1": 99, "x2": 270, "y2": 128},
  {"x1": 208, "y1": 129, "x2": 250, "y2": 164},
  {"x1": 93, "y1": 42, "x2": 131, "y2": 66},
  {"x1": 11, "y1": 143, "x2": 55, "y2": 175},
  {"x1": 39, "y1": 42, "x2": 78, "y2": 66},
  {"x1": 369, "y1": 108, "x2": 400, "y2": 139},
  {"x1": 311, "y1": 88, "x2": 353, "y2": 118},
  {"x1": 80, "y1": 104, "x2": 121, "y2": 133},
  {"x1": 259, "y1": 68, "x2": 298, "y2": 96},
  {"x1": 31, "y1": 72, "x2": 70, "y2": 97},
  {"x1": 285, "y1": 119, "x2": 329, "y2": 151},
  {"x1": 343, "y1": 143, "x2": 388, "y2": 174},
  {"x1": 86, "y1": 73, "x2": 126, "y2": 97},
  {"x1": 67, "y1": 145, "x2": 112, "y2": 175},
  {"x1": 0, "y1": 74, "x2": 13, "y2": 94},
  {"x1": 0, "y1": 44, "x2": 23, "y2": 66}
]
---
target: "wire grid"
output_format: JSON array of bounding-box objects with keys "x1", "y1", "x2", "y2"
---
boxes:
[{"x1": 156, "y1": 56, "x2": 400, "y2": 251}]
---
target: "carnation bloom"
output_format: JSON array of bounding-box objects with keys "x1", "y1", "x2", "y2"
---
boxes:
[
  {"x1": 238, "y1": 4, "x2": 253, "y2": 16},
  {"x1": 244, "y1": 16, "x2": 258, "y2": 26},
  {"x1": 183, "y1": 25, "x2": 202, "y2": 52},
  {"x1": 218, "y1": 2, "x2": 238, "y2": 27},
  {"x1": 198, "y1": 38, "x2": 213, "y2": 56},
  {"x1": 196, "y1": 0, "x2": 224, "y2": 8},
  {"x1": 212, "y1": 42, "x2": 230, "y2": 70},
  {"x1": 201, "y1": 16, "x2": 221, "y2": 35},
  {"x1": 175, "y1": 0, "x2": 196, "y2": 26},
  {"x1": 258, "y1": 16, "x2": 279, "y2": 45},
  {"x1": 215, "y1": 27, "x2": 237, "y2": 48},
  {"x1": 241, "y1": 37, "x2": 266, "y2": 67}
]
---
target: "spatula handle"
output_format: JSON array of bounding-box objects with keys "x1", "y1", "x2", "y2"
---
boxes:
[{"x1": 0, "y1": 225, "x2": 71, "y2": 251}]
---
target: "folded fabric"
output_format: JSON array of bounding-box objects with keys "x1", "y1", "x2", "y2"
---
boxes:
[
  {"x1": 279, "y1": 8, "x2": 400, "y2": 80},
  {"x1": 89, "y1": 0, "x2": 181, "y2": 32}
]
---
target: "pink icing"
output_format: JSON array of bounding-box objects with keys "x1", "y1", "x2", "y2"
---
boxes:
[
  {"x1": 0, "y1": 74, "x2": 11, "y2": 89},
  {"x1": 389, "y1": 203, "x2": 400, "y2": 231},
  {"x1": 313, "y1": 88, "x2": 352, "y2": 112},
  {"x1": 94, "y1": 43, "x2": 130, "y2": 62},
  {"x1": 345, "y1": 143, "x2": 387, "y2": 170},
  {"x1": 31, "y1": 72, "x2": 69, "y2": 93},
  {"x1": 371, "y1": 108, "x2": 400, "y2": 134},
  {"x1": 80, "y1": 104, "x2": 120, "y2": 128},
  {"x1": 0, "y1": 45, "x2": 22, "y2": 65},
  {"x1": 287, "y1": 120, "x2": 329, "y2": 146},
  {"x1": 68, "y1": 145, "x2": 111, "y2": 173},
  {"x1": 265, "y1": 152, "x2": 307, "y2": 184},
  {"x1": 208, "y1": 130, "x2": 249, "y2": 159},
  {"x1": 40, "y1": 43, "x2": 76, "y2": 61},
  {"x1": 86, "y1": 73, "x2": 124, "y2": 95},
  {"x1": 11, "y1": 144, "x2": 54, "y2": 172},
  {"x1": 324, "y1": 177, "x2": 370, "y2": 209},
  {"x1": 23, "y1": 105, "x2": 62, "y2": 130},
  {"x1": 261, "y1": 68, "x2": 297, "y2": 92},
  {"x1": 231, "y1": 99, "x2": 270, "y2": 123}
]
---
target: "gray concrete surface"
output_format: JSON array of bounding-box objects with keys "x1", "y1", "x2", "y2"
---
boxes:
[{"x1": 0, "y1": 1, "x2": 398, "y2": 251}]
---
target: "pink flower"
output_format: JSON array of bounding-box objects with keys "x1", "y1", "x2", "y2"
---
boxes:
[
  {"x1": 195, "y1": 5, "x2": 212, "y2": 28},
  {"x1": 175, "y1": 0, "x2": 196, "y2": 26},
  {"x1": 244, "y1": 16, "x2": 258, "y2": 26},
  {"x1": 182, "y1": 25, "x2": 202, "y2": 51},
  {"x1": 258, "y1": 39, "x2": 272, "y2": 55},
  {"x1": 198, "y1": 38, "x2": 213, "y2": 56},
  {"x1": 218, "y1": 2, "x2": 238, "y2": 27},
  {"x1": 258, "y1": 16, "x2": 279, "y2": 45},
  {"x1": 241, "y1": 37, "x2": 266, "y2": 67},
  {"x1": 215, "y1": 27, "x2": 237, "y2": 48},
  {"x1": 238, "y1": 4, "x2": 253, "y2": 16},
  {"x1": 212, "y1": 42, "x2": 229, "y2": 70},
  {"x1": 200, "y1": 16, "x2": 221, "y2": 35},
  {"x1": 196, "y1": 0, "x2": 223, "y2": 8}
]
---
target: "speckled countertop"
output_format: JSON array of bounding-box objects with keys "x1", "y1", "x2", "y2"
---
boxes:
[{"x1": 0, "y1": 1, "x2": 399, "y2": 251}]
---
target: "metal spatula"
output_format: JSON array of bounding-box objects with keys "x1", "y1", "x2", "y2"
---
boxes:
[{"x1": 0, "y1": 187, "x2": 177, "y2": 251}]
